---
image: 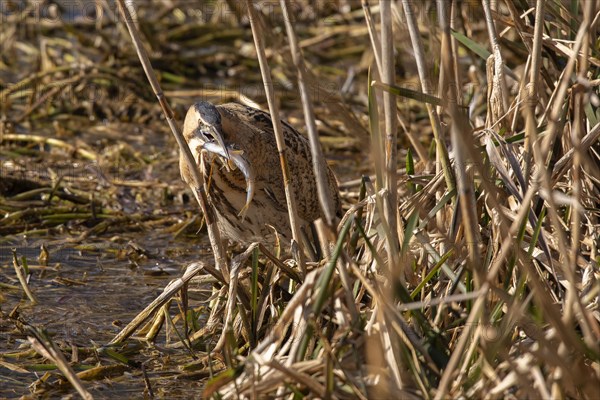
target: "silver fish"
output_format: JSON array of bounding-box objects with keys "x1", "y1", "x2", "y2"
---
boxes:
[{"x1": 202, "y1": 142, "x2": 255, "y2": 220}]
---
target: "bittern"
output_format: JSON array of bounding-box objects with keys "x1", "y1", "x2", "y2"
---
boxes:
[{"x1": 180, "y1": 101, "x2": 341, "y2": 246}]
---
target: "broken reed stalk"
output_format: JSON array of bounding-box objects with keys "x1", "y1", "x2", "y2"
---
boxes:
[
  {"x1": 279, "y1": 0, "x2": 337, "y2": 228},
  {"x1": 29, "y1": 329, "x2": 94, "y2": 400},
  {"x1": 12, "y1": 250, "x2": 38, "y2": 304},
  {"x1": 114, "y1": 0, "x2": 229, "y2": 278},
  {"x1": 244, "y1": 0, "x2": 306, "y2": 272},
  {"x1": 109, "y1": 263, "x2": 205, "y2": 344},
  {"x1": 11, "y1": 314, "x2": 94, "y2": 399}
]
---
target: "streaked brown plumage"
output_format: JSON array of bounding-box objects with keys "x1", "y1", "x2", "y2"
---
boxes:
[{"x1": 180, "y1": 101, "x2": 341, "y2": 245}]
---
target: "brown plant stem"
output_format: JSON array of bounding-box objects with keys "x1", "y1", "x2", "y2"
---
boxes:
[{"x1": 114, "y1": 0, "x2": 229, "y2": 278}]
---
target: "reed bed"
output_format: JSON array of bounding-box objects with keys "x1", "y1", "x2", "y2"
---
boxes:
[{"x1": 1, "y1": 0, "x2": 599, "y2": 398}]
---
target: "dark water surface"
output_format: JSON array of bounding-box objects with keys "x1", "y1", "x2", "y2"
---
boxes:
[{"x1": 0, "y1": 231, "x2": 209, "y2": 398}]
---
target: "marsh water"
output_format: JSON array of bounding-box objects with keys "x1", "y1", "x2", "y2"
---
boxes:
[{"x1": 1, "y1": 224, "x2": 213, "y2": 397}]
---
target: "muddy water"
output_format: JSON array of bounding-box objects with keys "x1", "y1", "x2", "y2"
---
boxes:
[{"x1": 0, "y1": 230, "x2": 210, "y2": 397}]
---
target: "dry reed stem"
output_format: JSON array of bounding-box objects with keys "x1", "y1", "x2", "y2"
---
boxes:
[
  {"x1": 2, "y1": 133, "x2": 97, "y2": 161},
  {"x1": 568, "y1": 1, "x2": 590, "y2": 346},
  {"x1": 110, "y1": 262, "x2": 205, "y2": 344},
  {"x1": 4, "y1": 1, "x2": 599, "y2": 398},
  {"x1": 364, "y1": 3, "x2": 429, "y2": 169},
  {"x1": 551, "y1": 117, "x2": 600, "y2": 184},
  {"x1": 400, "y1": 0, "x2": 455, "y2": 191},
  {"x1": 528, "y1": 0, "x2": 546, "y2": 99},
  {"x1": 362, "y1": 0, "x2": 383, "y2": 74},
  {"x1": 11, "y1": 251, "x2": 38, "y2": 304},
  {"x1": 483, "y1": 0, "x2": 509, "y2": 128},
  {"x1": 528, "y1": 2, "x2": 595, "y2": 341},
  {"x1": 380, "y1": 0, "x2": 400, "y2": 265},
  {"x1": 437, "y1": 0, "x2": 482, "y2": 280},
  {"x1": 114, "y1": 0, "x2": 229, "y2": 279},
  {"x1": 23, "y1": 323, "x2": 94, "y2": 400},
  {"x1": 280, "y1": 0, "x2": 338, "y2": 227},
  {"x1": 214, "y1": 245, "x2": 255, "y2": 351},
  {"x1": 244, "y1": 0, "x2": 306, "y2": 272}
]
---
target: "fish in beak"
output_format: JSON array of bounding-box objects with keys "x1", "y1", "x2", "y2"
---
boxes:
[{"x1": 190, "y1": 101, "x2": 230, "y2": 160}]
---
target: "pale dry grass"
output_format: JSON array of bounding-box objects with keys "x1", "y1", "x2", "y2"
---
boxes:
[{"x1": 1, "y1": 1, "x2": 598, "y2": 399}]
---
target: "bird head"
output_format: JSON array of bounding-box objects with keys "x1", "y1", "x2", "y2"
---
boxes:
[{"x1": 182, "y1": 101, "x2": 230, "y2": 160}]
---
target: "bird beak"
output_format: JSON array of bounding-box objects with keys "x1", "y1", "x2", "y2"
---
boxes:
[
  {"x1": 210, "y1": 125, "x2": 230, "y2": 160},
  {"x1": 190, "y1": 104, "x2": 230, "y2": 160}
]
